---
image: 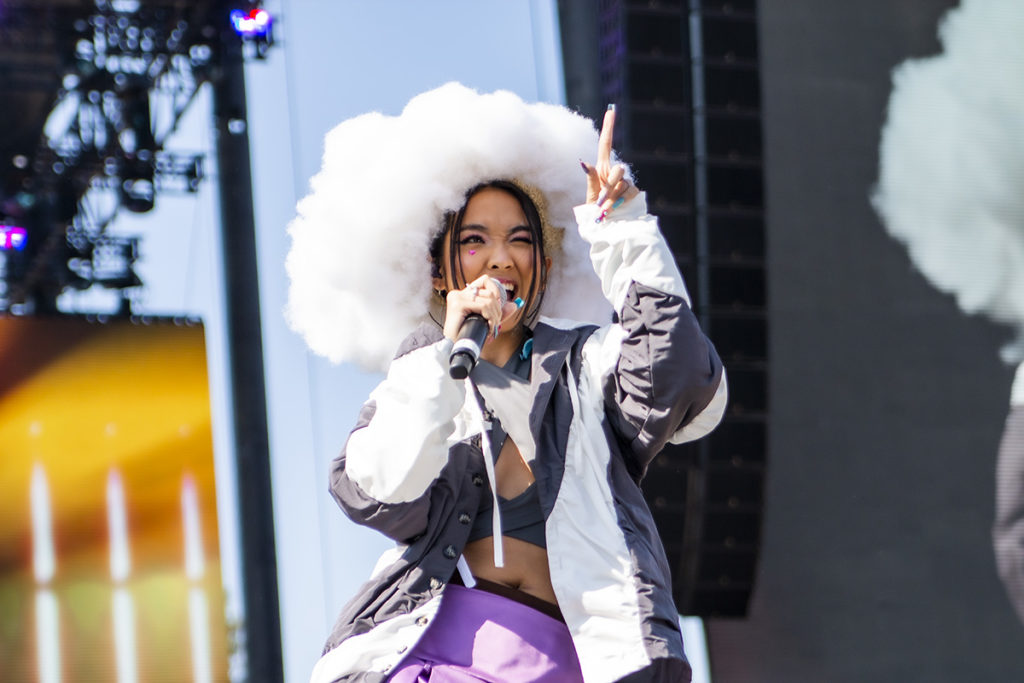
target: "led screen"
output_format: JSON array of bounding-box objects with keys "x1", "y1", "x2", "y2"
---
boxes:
[{"x1": 0, "y1": 316, "x2": 231, "y2": 682}]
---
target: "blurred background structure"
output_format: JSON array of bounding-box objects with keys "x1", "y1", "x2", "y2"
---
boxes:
[{"x1": 2, "y1": 0, "x2": 1023, "y2": 682}]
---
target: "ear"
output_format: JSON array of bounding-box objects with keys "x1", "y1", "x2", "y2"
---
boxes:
[
  {"x1": 429, "y1": 252, "x2": 445, "y2": 292},
  {"x1": 540, "y1": 256, "x2": 553, "y2": 291}
]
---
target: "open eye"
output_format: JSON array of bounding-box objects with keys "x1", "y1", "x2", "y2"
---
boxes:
[{"x1": 458, "y1": 234, "x2": 485, "y2": 246}]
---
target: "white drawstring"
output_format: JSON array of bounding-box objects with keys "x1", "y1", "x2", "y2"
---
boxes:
[
  {"x1": 464, "y1": 378, "x2": 504, "y2": 568},
  {"x1": 456, "y1": 555, "x2": 476, "y2": 587}
]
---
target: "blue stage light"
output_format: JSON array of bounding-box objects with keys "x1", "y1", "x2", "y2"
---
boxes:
[
  {"x1": 0, "y1": 225, "x2": 28, "y2": 251},
  {"x1": 230, "y1": 8, "x2": 272, "y2": 38}
]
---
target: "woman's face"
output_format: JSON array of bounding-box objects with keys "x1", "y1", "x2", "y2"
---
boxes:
[{"x1": 433, "y1": 186, "x2": 550, "y2": 332}]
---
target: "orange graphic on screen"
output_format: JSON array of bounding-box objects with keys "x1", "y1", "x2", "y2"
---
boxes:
[{"x1": 0, "y1": 317, "x2": 230, "y2": 682}]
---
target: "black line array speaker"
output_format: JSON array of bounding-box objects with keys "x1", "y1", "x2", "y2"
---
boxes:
[{"x1": 560, "y1": 0, "x2": 767, "y2": 617}]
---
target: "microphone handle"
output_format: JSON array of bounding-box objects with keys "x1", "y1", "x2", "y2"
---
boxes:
[
  {"x1": 447, "y1": 279, "x2": 508, "y2": 380},
  {"x1": 449, "y1": 314, "x2": 489, "y2": 379}
]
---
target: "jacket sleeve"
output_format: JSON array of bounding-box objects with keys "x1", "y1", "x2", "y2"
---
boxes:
[
  {"x1": 575, "y1": 193, "x2": 727, "y2": 474},
  {"x1": 328, "y1": 337, "x2": 466, "y2": 541}
]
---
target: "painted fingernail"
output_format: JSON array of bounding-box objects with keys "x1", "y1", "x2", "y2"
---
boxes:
[
  {"x1": 580, "y1": 159, "x2": 589, "y2": 174},
  {"x1": 494, "y1": 325, "x2": 501, "y2": 339},
  {"x1": 595, "y1": 210, "x2": 608, "y2": 224},
  {"x1": 513, "y1": 297, "x2": 524, "y2": 309},
  {"x1": 596, "y1": 189, "x2": 607, "y2": 205},
  {"x1": 607, "y1": 103, "x2": 616, "y2": 112},
  {"x1": 611, "y1": 197, "x2": 625, "y2": 210}
]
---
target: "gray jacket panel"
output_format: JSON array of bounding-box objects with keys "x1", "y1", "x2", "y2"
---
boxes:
[
  {"x1": 995, "y1": 404, "x2": 1024, "y2": 624},
  {"x1": 608, "y1": 282, "x2": 724, "y2": 480}
]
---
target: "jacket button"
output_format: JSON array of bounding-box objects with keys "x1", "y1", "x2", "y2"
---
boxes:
[
  {"x1": 458, "y1": 512, "x2": 471, "y2": 525},
  {"x1": 429, "y1": 576, "x2": 443, "y2": 590},
  {"x1": 416, "y1": 616, "x2": 429, "y2": 626},
  {"x1": 472, "y1": 474, "x2": 484, "y2": 487},
  {"x1": 443, "y1": 545, "x2": 457, "y2": 559}
]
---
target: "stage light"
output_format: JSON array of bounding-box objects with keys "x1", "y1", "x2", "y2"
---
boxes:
[
  {"x1": 111, "y1": 0, "x2": 141, "y2": 13},
  {"x1": 121, "y1": 176, "x2": 154, "y2": 213},
  {"x1": 1, "y1": 225, "x2": 28, "y2": 251},
  {"x1": 15, "y1": 191, "x2": 36, "y2": 211},
  {"x1": 230, "y1": 8, "x2": 272, "y2": 38}
]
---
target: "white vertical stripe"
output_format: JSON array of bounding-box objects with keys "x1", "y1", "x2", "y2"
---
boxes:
[
  {"x1": 31, "y1": 463, "x2": 56, "y2": 584},
  {"x1": 107, "y1": 469, "x2": 131, "y2": 582},
  {"x1": 464, "y1": 382, "x2": 504, "y2": 568},
  {"x1": 113, "y1": 587, "x2": 137, "y2": 683},
  {"x1": 528, "y1": 0, "x2": 566, "y2": 104},
  {"x1": 182, "y1": 474, "x2": 205, "y2": 581},
  {"x1": 183, "y1": 474, "x2": 213, "y2": 683},
  {"x1": 680, "y1": 616, "x2": 711, "y2": 683},
  {"x1": 551, "y1": 363, "x2": 649, "y2": 683},
  {"x1": 35, "y1": 589, "x2": 60, "y2": 683},
  {"x1": 189, "y1": 587, "x2": 212, "y2": 683},
  {"x1": 1011, "y1": 362, "x2": 1024, "y2": 406}
]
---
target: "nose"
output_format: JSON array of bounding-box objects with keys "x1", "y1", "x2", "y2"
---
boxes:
[{"x1": 487, "y1": 243, "x2": 512, "y2": 270}]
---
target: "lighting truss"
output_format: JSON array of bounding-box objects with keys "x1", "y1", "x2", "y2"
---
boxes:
[{"x1": 0, "y1": 0, "x2": 271, "y2": 314}]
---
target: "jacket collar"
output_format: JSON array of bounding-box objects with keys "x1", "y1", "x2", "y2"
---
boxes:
[
  {"x1": 528, "y1": 322, "x2": 579, "y2": 434},
  {"x1": 468, "y1": 321, "x2": 581, "y2": 456}
]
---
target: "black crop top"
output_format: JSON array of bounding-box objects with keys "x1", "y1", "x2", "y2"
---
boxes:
[
  {"x1": 466, "y1": 337, "x2": 547, "y2": 549},
  {"x1": 467, "y1": 480, "x2": 546, "y2": 548}
]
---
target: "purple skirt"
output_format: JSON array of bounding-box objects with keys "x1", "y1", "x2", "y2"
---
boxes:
[{"x1": 387, "y1": 583, "x2": 584, "y2": 683}]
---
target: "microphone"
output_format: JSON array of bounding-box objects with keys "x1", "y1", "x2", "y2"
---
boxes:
[{"x1": 449, "y1": 277, "x2": 507, "y2": 379}]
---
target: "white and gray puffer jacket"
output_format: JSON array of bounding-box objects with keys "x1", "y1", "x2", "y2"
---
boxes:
[{"x1": 311, "y1": 196, "x2": 728, "y2": 683}]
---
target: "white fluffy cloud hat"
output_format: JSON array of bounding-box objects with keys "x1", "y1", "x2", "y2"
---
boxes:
[{"x1": 285, "y1": 82, "x2": 616, "y2": 370}]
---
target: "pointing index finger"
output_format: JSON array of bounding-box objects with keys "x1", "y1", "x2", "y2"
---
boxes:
[{"x1": 597, "y1": 105, "x2": 616, "y2": 172}]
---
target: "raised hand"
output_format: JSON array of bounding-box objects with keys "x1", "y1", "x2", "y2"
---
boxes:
[{"x1": 582, "y1": 105, "x2": 640, "y2": 219}]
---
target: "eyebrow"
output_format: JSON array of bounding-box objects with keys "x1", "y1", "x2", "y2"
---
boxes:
[{"x1": 459, "y1": 223, "x2": 531, "y2": 234}]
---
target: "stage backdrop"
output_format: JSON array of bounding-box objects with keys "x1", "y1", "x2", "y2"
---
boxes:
[
  {"x1": 705, "y1": 1, "x2": 1024, "y2": 681},
  {"x1": 0, "y1": 316, "x2": 230, "y2": 682}
]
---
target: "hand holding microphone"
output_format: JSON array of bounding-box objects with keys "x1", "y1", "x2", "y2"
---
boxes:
[{"x1": 446, "y1": 276, "x2": 521, "y2": 379}]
